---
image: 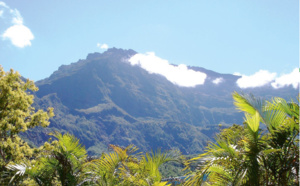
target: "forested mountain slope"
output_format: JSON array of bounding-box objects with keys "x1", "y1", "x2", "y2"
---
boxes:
[{"x1": 25, "y1": 48, "x2": 297, "y2": 154}]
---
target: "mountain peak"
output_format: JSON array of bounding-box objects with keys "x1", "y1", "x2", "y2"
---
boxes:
[
  {"x1": 86, "y1": 52, "x2": 102, "y2": 60},
  {"x1": 103, "y1": 47, "x2": 137, "y2": 59},
  {"x1": 86, "y1": 48, "x2": 137, "y2": 61}
]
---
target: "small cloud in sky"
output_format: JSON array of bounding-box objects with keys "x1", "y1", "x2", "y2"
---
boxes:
[
  {"x1": 0, "y1": 1, "x2": 34, "y2": 48},
  {"x1": 212, "y1": 77, "x2": 224, "y2": 85},
  {"x1": 236, "y1": 69, "x2": 299, "y2": 89},
  {"x1": 97, "y1": 43, "x2": 109, "y2": 49},
  {"x1": 128, "y1": 52, "x2": 207, "y2": 87},
  {"x1": 2, "y1": 24, "x2": 34, "y2": 47},
  {"x1": 271, "y1": 68, "x2": 299, "y2": 89}
]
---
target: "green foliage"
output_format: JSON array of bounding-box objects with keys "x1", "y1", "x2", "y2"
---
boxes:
[
  {"x1": 159, "y1": 161, "x2": 187, "y2": 178},
  {"x1": 46, "y1": 132, "x2": 88, "y2": 185},
  {"x1": 0, "y1": 67, "x2": 54, "y2": 184},
  {"x1": 7, "y1": 132, "x2": 89, "y2": 185},
  {"x1": 7, "y1": 135, "x2": 180, "y2": 185},
  {"x1": 185, "y1": 92, "x2": 299, "y2": 185},
  {"x1": 83, "y1": 144, "x2": 181, "y2": 186}
]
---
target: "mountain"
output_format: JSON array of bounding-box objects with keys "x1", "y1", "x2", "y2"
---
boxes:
[{"x1": 25, "y1": 48, "x2": 298, "y2": 155}]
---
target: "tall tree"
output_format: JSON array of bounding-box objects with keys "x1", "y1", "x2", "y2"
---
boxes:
[{"x1": 0, "y1": 67, "x2": 54, "y2": 183}]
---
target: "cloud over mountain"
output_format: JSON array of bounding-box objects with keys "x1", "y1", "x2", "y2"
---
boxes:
[
  {"x1": 0, "y1": 1, "x2": 34, "y2": 48},
  {"x1": 212, "y1": 77, "x2": 224, "y2": 85},
  {"x1": 236, "y1": 68, "x2": 299, "y2": 89},
  {"x1": 271, "y1": 68, "x2": 299, "y2": 89},
  {"x1": 235, "y1": 70, "x2": 276, "y2": 88},
  {"x1": 128, "y1": 52, "x2": 207, "y2": 87}
]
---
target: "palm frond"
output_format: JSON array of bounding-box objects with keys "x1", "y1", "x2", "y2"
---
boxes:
[
  {"x1": 244, "y1": 111, "x2": 260, "y2": 133},
  {"x1": 6, "y1": 163, "x2": 28, "y2": 184},
  {"x1": 51, "y1": 132, "x2": 87, "y2": 160},
  {"x1": 109, "y1": 144, "x2": 139, "y2": 161},
  {"x1": 232, "y1": 91, "x2": 264, "y2": 116},
  {"x1": 208, "y1": 164, "x2": 233, "y2": 182}
]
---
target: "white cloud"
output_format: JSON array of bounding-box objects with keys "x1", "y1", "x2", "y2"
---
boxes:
[
  {"x1": 236, "y1": 68, "x2": 299, "y2": 89},
  {"x1": 212, "y1": 77, "x2": 224, "y2": 85},
  {"x1": 271, "y1": 68, "x2": 300, "y2": 89},
  {"x1": 128, "y1": 52, "x2": 207, "y2": 87},
  {"x1": 2, "y1": 24, "x2": 34, "y2": 48},
  {"x1": 0, "y1": 2, "x2": 34, "y2": 48},
  {"x1": 100, "y1": 43, "x2": 108, "y2": 49},
  {"x1": 97, "y1": 43, "x2": 109, "y2": 49},
  {"x1": 236, "y1": 70, "x2": 276, "y2": 88}
]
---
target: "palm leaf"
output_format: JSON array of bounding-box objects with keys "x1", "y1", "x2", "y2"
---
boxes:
[
  {"x1": 233, "y1": 91, "x2": 264, "y2": 116},
  {"x1": 6, "y1": 163, "x2": 27, "y2": 184},
  {"x1": 244, "y1": 111, "x2": 260, "y2": 133}
]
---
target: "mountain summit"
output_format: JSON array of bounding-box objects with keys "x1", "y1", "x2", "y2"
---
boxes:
[{"x1": 28, "y1": 48, "x2": 297, "y2": 154}]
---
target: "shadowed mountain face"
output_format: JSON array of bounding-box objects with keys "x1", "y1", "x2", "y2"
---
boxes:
[{"x1": 27, "y1": 48, "x2": 298, "y2": 154}]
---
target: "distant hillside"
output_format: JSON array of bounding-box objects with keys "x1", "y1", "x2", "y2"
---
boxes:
[{"x1": 24, "y1": 48, "x2": 298, "y2": 155}]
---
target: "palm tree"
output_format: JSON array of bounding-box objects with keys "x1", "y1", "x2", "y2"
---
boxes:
[
  {"x1": 83, "y1": 144, "x2": 139, "y2": 186},
  {"x1": 261, "y1": 96, "x2": 299, "y2": 185},
  {"x1": 7, "y1": 132, "x2": 89, "y2": 185},
  {"x1": 184, "y1": 125, "x2": 245, "y2": 185},
  {"x1": 185, "y1": 92, "x2": 299, "y2": 185},
  {"x1": 233, "y1": 92, "x2": 299, "y2": 185},
  {"x1": 84, "y1": 144, "x2": 180, "y2": 186},
  {"x1": 123, "y1": 149, "x2": 180, "y2": 185}
]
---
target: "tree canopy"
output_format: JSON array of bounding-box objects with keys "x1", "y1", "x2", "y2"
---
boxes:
[{"x1": 0, "y1": 67, "x2": 54, "y2": 184}]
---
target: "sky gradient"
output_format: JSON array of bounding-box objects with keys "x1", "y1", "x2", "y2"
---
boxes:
[{"x1": 0, "y1": 1, "x2": 299, "y2": 88}]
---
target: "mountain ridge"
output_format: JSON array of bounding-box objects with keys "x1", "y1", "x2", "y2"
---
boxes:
[{"x1": 26, "y1": 48, "x2": 297, "y2": 155}]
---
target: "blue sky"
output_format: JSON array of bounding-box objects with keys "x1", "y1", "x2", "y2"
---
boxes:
[{"x1": 0, "y1": 1, "x2": 298, "y2": 88}]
